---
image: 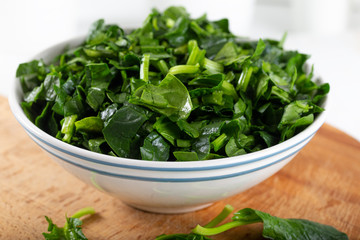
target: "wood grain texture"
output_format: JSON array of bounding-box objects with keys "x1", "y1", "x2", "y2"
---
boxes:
[{"x1": 0, "y1": 96, "x2": 359, "y2": 240}]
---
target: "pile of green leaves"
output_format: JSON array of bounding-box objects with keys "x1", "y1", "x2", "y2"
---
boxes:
[
  {"x1": 16, "y1": 6, "x2": 329, "y2": 161},
  {"x1": 156, "y1": 205, "x2": 348, "y2": 240}
]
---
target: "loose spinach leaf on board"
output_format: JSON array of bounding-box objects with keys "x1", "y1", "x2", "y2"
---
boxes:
[
  {"x1": 231, "y1": 208, "x2": 349, "y2": 240},
  {"x1": 17, "y1": 6, "x2": 329, "y2": 161},
  {"x1": 42, "y1": 207, "x2": 95, "y2": 240},
  {"x1": 157, "y1": 205, "x2": 348, "y2": 240}
]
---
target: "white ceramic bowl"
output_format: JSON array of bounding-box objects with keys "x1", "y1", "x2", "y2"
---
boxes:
[{"x1": 9, "y1": 37, "x2": 327, "y2": 214}]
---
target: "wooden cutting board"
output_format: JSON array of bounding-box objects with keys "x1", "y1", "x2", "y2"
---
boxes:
[{"x1": 0, "y1": 95, "x2": 359, "y2": 240}]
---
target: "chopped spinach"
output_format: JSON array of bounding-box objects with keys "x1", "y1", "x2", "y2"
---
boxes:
[{"x1": 17, "y1": 6, "x2": 328, "y2": 161}]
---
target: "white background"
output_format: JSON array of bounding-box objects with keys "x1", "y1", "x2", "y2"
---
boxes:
[{"x1": 1, "y1": 0, "x2": 359, "y2": 141}]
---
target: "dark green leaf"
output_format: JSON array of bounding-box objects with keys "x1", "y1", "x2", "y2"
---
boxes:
[
  {"x1": 64, "y1": 87, "x2": 86, "y2": 117},
  {"x1": 85, "y1": 63, "x2": 113, "y2": 90},
  {"x1": 177, "y1": 119, "x2": 200, "y2": 138},
  {"x1": 43, "y1": 73, "x2": 60, "y2": 101},
  {"x1": 130, "y1": 73, "x2": 193, "y2": 121},
  {"x1": 86, "y1": 87, "x2": 105, "y2": 111},
  {"x1": 153, "y1": 116, "x2": 181, "y2": 146},
  {"x1": 225, "y1": 137, "x2": 246, "y2": 157},
  {"x1": 100, "y1": 103, "x2": 118, "y2": 126},
  {"x1": 187, "y1": 206, "x2": 348, "y2": 240},
  {"x1": 24, "y1": 83, "x2": 44, "y2": 103},
  {"x1": 233, "y1": 208, "x2": 349, "y2": 240},
  {"x1": 279, "y1": 100, "x2": 312, "y2": 127},
  {"x1": 35, "y1": 102, "x2": 58, "y2": 137},
  {"x1": 140, "y1": 131, "x2": 170, "y2": 161},
  {"x1": 192, "y1": 135, "x2": 211, "y2": 160},
  {"x1": 88, "y1": 138, "x2": 107, "y2": 153},
  {"x1": 42, "y1": 207, "x2": 95, "y2": 240},
  {"x1": 102, "y1": 106, "x2": 148, "y2": 158}
]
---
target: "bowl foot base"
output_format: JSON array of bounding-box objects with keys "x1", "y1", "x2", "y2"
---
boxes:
[{"x1": 126, "y1": 202, "x2": 213, "y2": 214}]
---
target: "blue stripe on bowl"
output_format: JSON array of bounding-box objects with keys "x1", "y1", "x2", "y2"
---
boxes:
[
  {"x1": 31, "y1": 136, "x2": 303, "y2": 182},
  {"x1": 22, "y1": 120, "x2": 315, "y2": 172}
]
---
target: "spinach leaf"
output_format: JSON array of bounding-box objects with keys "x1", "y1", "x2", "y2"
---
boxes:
[
  {"x1": 63, "y1": 88, "x2": 86, "y2": 117},
  {"x1": 17, "y1": 60, "x2": 48, "y2": 93},
  {"x1": 61, "y1": 115, "x2": 77, "y2": 143},
  {"x1": 16, "y1": 60, "x2": 46, "y2": 78},
  {"x1": 75, "y1": 116, "x2": 104, "y2": 133},
  {"x1": 130, "y1": 73, "x2": 193, "y2": 121},
  {"x1": 35, "y1": 102, "x2": 58, "y2": 137},
  {"x1": 140, "y1": 131, "x2": 170, "y2": 161},
  {"x1": 24, "y1": 83, "x2": 45, "y2": 103},
  {"x1": 158, "y1": 205, "x2": 348, "y2": 240},
  {"x1": 86, "y1": 87, "x2": 105, "y2": 111},
  {"x1": 192, "y1": 135, "x2": 211, "y2": 160},
  {"x1": 177, "y1": 119, "x2": 200, "y2": 138},
  {"x1": 85, "y1": 63, "x2": 113, "y2": 90},
  {"x1": 232, "y1": 208, "x2": 349, "y2": 240},
  {"x1": 100, "y1": 103, "x2": 118, "y2": 126},
  {"x1": 102, "y1": 105, "x2": 148, "y2": 158},
  {"x1": 88, "y1": 138, "x2": 107, "y2": 153},
  {"x1": 43, "y1": 73, "x2": 61, "y2": 101},
  {"x1": 42, "y1": 207, "x2": 95, "y2": 240},
  {"x1": 153, "y1": 116, "x2": 182, "y2": 146},
  {"x1": 225, "y1": 137, "x2": 246, "y2": 157},
  {"x1": 173, "y1": 151, "x2": 199, "y2": 161}
]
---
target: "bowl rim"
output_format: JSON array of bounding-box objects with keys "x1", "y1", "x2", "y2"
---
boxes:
[{"x1": 8, "y1": 36, "x2": 328, "y2": 171}]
